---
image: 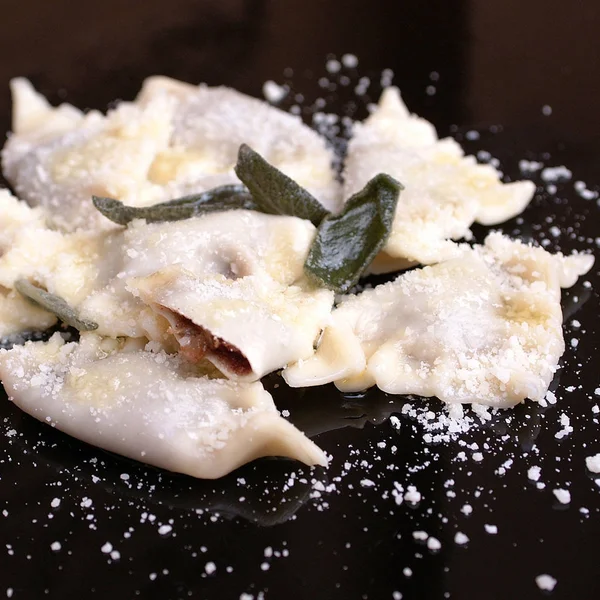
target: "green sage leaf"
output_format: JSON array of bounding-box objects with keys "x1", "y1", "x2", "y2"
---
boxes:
[
  {"x1": 304, "y1": 174, "x2": 403, "y2": 293},
  {"x1": 93, "y1": 184, "x2": 256, "y2": 226},
  {"x1": 234, "y1": 144, "x2": 330, "y2": 226},
  {"x1": 15, "y1": 279, "x2": 98, "y2": 331}
]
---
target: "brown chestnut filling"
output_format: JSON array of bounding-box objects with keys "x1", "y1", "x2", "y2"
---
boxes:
[{"x1": 167, "y1": 309, "x2": 252, "y2": 376}]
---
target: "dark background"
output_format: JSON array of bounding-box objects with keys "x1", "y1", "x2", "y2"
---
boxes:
[
  {"x1": 0, "y1": 1, "x2": 599, "y2": 599},
  {"x1": 1, "y1": 0, "x2": 599, "y2": 145}
]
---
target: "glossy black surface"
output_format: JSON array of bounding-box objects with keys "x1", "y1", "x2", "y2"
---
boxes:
[{"x1": 1, "y1": 2, "x2": 599, "y2": 599}]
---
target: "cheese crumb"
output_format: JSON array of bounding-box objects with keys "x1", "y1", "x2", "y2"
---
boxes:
[
  {"x1": 484, "y1": 524, "x2": 498, "y2": 534},
  {"x1": 527, "y1": 466, "x2": 541, "y2": 482},
  {"x1": 205, "y1": 561, "x2": 216, "y2": 575},
  {"x1": 541, "y1": 166, "x2": 572, "y2": 182},
  {"x1": 427, "y1": 537, "x2": 441, "y2": 551},
  {"x1": 454, "y1": 532, "x2": 469, "y2": 545},
  {"x1": 585, "y1": 454, "x2": 600, "y2": 473},
  {"x1": 326, "y1": 59, "x2": 341, "y2": 74},
  {"x1": 535, "y1": 574, "x2": 557, "y2": 591},
  {"x1": 262, "y1": 81, "x2": 287, "y2": 104},
  {"x1": 403, "y1": 485, "x2": 421, "y2": 504},
  {"x1": 553, "y1": 488, "x2": 571, "y2": 504},
  {"x1": 341, "y1": 53, "x2": 359, "y2": 68}
]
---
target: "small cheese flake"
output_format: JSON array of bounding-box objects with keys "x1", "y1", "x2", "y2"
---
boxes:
[
  {"x1": 427, "y1": 537, "x2": 441, "y2": 551},
  {"x1": 50, "y1": 498, "x2": 61, "y2": 508},
  {"x1": 50, "y1": 541, "x2": 61, "y2": 552},
  {"x1": 412, "y1": 530, "x2": 428, "y2": 541},
  {"x1": 360, "y1": 479, "x2": 376, "y2": 488},
  {"x1": 101, "y1": 542, "x2": 113, "y2": 554},
  {"x1": 484, "y1": 524, "x2": 498, "y2": 534},
  {"x1": 585, "y1": 454, "x2": 600, "y2": 473},
  {"x1": 553, "y1": 488, "x2": 571, "y2": 504},
  {"x1": 519, "y1": 160, "x2": 544, "y2": 173},
  {"x1": 341, "y1": 53, "x2": 359, "y2": 68},
  {"x1": 555, "y1": 413, "x2": 573, "y2": 440},
  {"x1": 158, "y1": 524, "x2": 172, "y2": 536},
  {"x1": 527, "y1": 466, "x2": 541, "y2": 482},
  {"x1": 454, "y1": 532, "x2": 469, "y2": 545},
  {"x1": 205, "y1": 561, "x2": 217, "y2": 575},
  {"x1": 326, "y1": 59, "x2": 341, "y2": 74},
  {"x1": 535, "y1": 574, "x2": 557, "y2": 591},
  {"x1": 262, "y1": 81, "x2": 287, "y2": 104},
  {"x1": 393, "y1": 592, "x2": 403, "y2": 600},
  {"x1": 403, "y1": 485, "x2": 421, "y2": 504},
  {"x1": 541, "y1": 166, "x2": 571, "y2": 182}
]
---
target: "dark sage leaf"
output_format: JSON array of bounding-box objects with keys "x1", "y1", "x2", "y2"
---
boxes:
[
  {"x1": 234, "y1": 144, "x2": 330, "y2": 226},
  {"x1": 15, "y1": 279, "x2": 98, "y2": 332},
  {"x1": 93, "y1": 184, "x2": 256, "y2": 225},
  {"x1": 304, "y1": 174, "x2": 403, "y2": 293}
]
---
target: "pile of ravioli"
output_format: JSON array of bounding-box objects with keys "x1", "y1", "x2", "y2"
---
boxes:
[{"x1": 0, "y1": 77, "x2": 593, "y2": 479}]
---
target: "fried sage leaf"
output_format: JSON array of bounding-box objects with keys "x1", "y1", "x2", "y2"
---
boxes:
[
  {"x1": 14, "y1": 279, "x2": 98, "y2": 331},
  {"x1": 234, "y1": 144, "x2": 330, "y2": 226},
  {"x1": 93, "y1": 185, "x2": 256, "y2": 226},
  {"x1": 304, "y1": 174, "x2": 403, "y2": 293}
]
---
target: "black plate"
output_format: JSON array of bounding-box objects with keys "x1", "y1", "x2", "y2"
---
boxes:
[{"x1": 1, "y1": 2, "x2": 599, "y2": 599}]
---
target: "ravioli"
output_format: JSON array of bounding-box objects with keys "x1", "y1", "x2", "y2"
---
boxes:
[
  {"x1": 284, "y1": 233, "x2": 594, "y2": 407},
  {"x1": 344, "y1": 87, "x2": 536, "y2": 270},
  {"x1": 0, "y1": 208, "x2": 329, "y2": 356},
  {"x1": 77, "y1": 210, "x2": 328, "y2": 342},
  {"x1": 137, "y1": 76, "x2": 341, "y2": 212},
  {"x1": 130, "y1": 266, "x2": 334, "y2": 381},
  {"x1": 0, "y1": 333, "x2": 327, "y2": 478},
  {"x1": 0, "y1": 189, "x2": 116, "y2": 338},
  {"x1": 0, "y1": 190, "x2": 58, "y2": 336},
  {"x1": 2, "y1": 77, "x2": 340, "y2": 232}
]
